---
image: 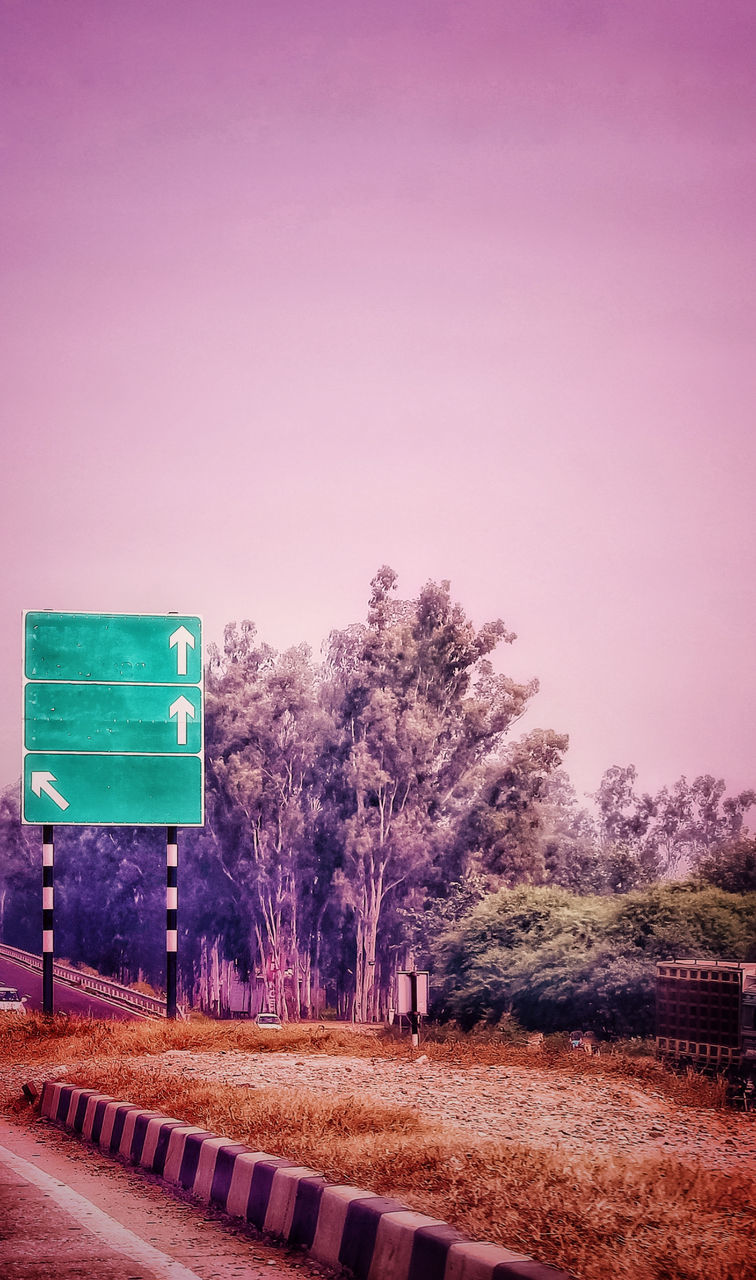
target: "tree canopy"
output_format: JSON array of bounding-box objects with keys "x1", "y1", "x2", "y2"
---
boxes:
[
  {"x1": 431, "y1": 882, "x2": 756, "y2": 1036},
  {"x1": 0, "y1": 568, "x2": 752, "y2": 1029}
]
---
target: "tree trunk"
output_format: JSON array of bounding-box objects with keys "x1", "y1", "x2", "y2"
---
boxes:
[
  {"x1": 300, "y1": 948, "x2": 312, "y2": 1019},
  {"x1": 211, "y1": 937, "x2": 221, "y2": 1013},
  {"x1": 289, "y1": 874, "x2": 301, "y2": 1020},
  {"x1": 311, "y1": 900, "x2": 328, "y2": 1019},
  {"x1": 353, "y1": 860, "x2": 384, "y2": 1021}
]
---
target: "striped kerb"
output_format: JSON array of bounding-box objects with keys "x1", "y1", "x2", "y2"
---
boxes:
[
  {"x1": 191, "y1": 1136, "x2": 235, "y2": 1201},
  {"x1": 445, "y1": 1242, "x2": 542, "y2": 1280},
  {"x1": 208, "y1": 1144, "x2": 253, "y2": 1208},
  {"x1": 368, "y1": 1211, "x2": 448, "y2": 1280},
  {"x1": 129, "y1": 1112, "x2": 164, "y2": 1163},
  {"x1": 148, "y1": 1121, "x2": 189, "y2": 1176},
  {"x1": 339, "y1": 1196, "x2": 408, "y2": 1277},
  {"x1": 287, "y1": 1176, "x2": 328, "y2": 1248},
  {"x1": 82, "y1": 1094, "x2": 113, "y2": 1140},
  {"x1": 407, "y1": 1223, "x2": 468, "y2": 1280},
  {"x1": 38, "y1": 1082, "x2": 574, "y2": 1280},
  {"x1": 490, "y1": 1260, "x2": 568, "y2": 1278},
  {"x1": 72, "y1": 1090, "x2": 98, "y2": 1132},
  {"x1": 263, "y1": 1165, "x2": 320, "y2": 1237},
  {"x1": 97, "y1": 1101, "x2": 131, "y2": 1150},
  {"x1": 109, "y1": 1104, "x2": 142, "y2": 1153},
  {"x1": 245, "y1": 1158, "x2": 298, "y2": 1229},
  {"x1": 64, "y1": 1090, "x2": 84, "y2": 1127},
  {"x1": 55, "y1": 1087, "x2": 74, "y2": 1123},
  {"x1": 310, "y1": 1187, "x2": 375, "y2": 1268},
  {"x1": 39, "y1": 1082, "x2": 60, "y2": 1119},
  {"x1": 224, "y1": 1152, "x2": 273, "y2": 1218},
  {"x1": 178, "y1": 1130, "x2": 218, "y2": 1190},
  {"x1": 119, "y1": 1109, "x2": 160, "y2": 1160},
  {"x1": 163, "y1": 1127, "x2": 214, "y2": 1186},
  {"x1": 90, "y1": 1097, "x2": 113, "y2": 1145}
]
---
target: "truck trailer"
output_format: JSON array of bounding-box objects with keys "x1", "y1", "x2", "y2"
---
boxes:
[{"x1": 656, "y1": 960, "x2": 756, "y2": 1078}]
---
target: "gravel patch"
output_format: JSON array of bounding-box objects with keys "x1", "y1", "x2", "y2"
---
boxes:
[{"x1": 96, "y1": 1049, "x2": 756, "y2": 1176}]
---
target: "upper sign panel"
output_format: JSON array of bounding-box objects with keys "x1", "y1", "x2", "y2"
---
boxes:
[{"x1": 24, "y1": 612, "x2": 202, "y2": 684}]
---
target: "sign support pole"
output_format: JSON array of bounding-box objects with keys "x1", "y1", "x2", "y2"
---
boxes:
[
  {"x1": 409, "y1": 971, "x2": 420, "y2": 1048},
  {"x1": 42, "y1": 825, "x2": 54, "y2": 1016},
  {"x1": 166, "y1": 826, "x2": 178, "y2": 1019}
]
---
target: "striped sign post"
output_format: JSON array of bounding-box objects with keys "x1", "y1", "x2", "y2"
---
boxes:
[
  {"x1": 42, "y1": 825, "x2": 54, "y2": 1015},
  {"x1": 166, "y1": 827, "x2": 178, "y2": 1019}
]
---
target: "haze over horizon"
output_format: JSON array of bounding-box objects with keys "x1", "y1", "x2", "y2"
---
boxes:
[{"x1": 2, "y1": 0, "x2": 755, "y2": 809}]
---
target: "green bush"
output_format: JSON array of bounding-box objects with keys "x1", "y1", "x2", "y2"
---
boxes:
[{"x1": 432, "y1": 883, "x2": 756, "y2": 1038}]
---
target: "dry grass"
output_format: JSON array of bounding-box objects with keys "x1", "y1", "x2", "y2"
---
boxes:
[
  {"x1": 0, "y1": 1013, "x2": 727, "y2": 1108},
  {"x1": 2, "y1": 1015, "x2": 753, "y2": 1280}
]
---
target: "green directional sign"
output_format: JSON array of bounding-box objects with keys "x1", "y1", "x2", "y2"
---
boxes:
[
  {"x1": 24, "y1": 683, "x2": 202, "y2": 754},
  {"x1": 25, "y1": 612, "x2": 202, "y2": 684},
  {"x1": 22, "y1": 612, "x2": 204, "y2": 826},
  {"x1": 23, "y1": 753, "x2": 203, "y2": 826}
]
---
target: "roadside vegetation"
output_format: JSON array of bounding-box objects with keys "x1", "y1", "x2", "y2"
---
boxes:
[
  {"x1": 2, "y1": 570, "x2": 755, "y2": 1028},
  {"x1": 1, "y1": 570, "x2": 754, "y2": 1276},
  {"x1": 1, "y1": 1015, "x2": 753, "y2": 1280}
]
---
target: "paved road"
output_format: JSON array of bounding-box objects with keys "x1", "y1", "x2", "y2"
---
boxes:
[
  {"x1": 0, "y1": 954, "x2": 148, "y2": 1020},
  {"x1": 0, "y1": 1116, "x2": 322, "y2": 1279}
]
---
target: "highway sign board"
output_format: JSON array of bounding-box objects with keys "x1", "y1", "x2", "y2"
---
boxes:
[
  {"x1": 24, "y1": 612, "x2": 201, "y2": 684},
  {"x1": 22, "y1": 612, "x2": 204, "y2": 826}
]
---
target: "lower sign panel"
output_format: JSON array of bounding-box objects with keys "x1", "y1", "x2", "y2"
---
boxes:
[{"x1": 23, "y1": 753, "x2": 204, "y2": 826}]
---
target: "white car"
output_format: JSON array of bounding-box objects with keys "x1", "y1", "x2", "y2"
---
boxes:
[
  {"x1": 254, "y1": 1011, "x2": 283, "y2": 1030},
  {"x1": 0, "y1": 987, "x2": 28, "y2": 1014}
]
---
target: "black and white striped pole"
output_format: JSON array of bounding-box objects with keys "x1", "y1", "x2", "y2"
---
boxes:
[
  {"x1": 42, "y1": 825, "x2": 54, "y2": 1016},
  {"x1": 166, "y1": 826, "x2": 178, "y2": 1019},
  {"x1": 409, "y1": 971, "x2": 420, "y2": 1048}
]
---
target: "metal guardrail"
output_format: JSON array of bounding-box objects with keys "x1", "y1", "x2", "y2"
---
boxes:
[{"x1": 0, "y1": 942, "x2": 167, "y2": 1018}]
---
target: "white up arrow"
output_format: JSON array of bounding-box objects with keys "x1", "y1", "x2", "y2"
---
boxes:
[
  {"x1": 169, "y1": 625, "x2": 195, "y2": 676},
  {"x1": 31, "y1": 771, "x2": 70, "y2": 811},
  {"x1": 169, "y1": 695, "x2": 196, "y2": 746}
]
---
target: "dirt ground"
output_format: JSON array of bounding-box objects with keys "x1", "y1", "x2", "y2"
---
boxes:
[{"x1": 15, "y1": 1048, "x2": 754, "y2": 1176}]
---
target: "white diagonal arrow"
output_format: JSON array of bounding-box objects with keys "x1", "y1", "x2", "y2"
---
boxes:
[
  {"x1": 31, "y1": 771, "x2": 70, "y2": 811},
  {"x1": 169, "y1": 695, "x2": 196, "y2": 746},
  {"x1": 169, "y1": 625, "x2": 195, "y2": 676}
]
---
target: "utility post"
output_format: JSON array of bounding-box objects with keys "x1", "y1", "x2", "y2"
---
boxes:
[{"x1": 409, "y1": 971, "x2": 420, "y2": 1047}]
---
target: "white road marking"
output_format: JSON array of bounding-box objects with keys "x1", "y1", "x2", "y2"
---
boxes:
[{"x1": 0, "y1": 1140, "x2": 205, "y2": 1280}]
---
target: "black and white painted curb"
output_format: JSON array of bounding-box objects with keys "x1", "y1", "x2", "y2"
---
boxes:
[{"x1": 40, "y1": 1082, "x2": 572, "y2": 1280}]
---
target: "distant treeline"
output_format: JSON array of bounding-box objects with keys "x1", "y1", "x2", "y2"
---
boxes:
[{"x1": 1, "y1": 568, "x2": 754, "y2": 1026}]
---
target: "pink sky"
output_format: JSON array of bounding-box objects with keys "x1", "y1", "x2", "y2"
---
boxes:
[{"x1": 2, "y1": 0, "x2": 755, "y2": 806}]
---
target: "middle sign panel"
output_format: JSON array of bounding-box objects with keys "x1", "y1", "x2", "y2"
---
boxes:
[{"x1": 24, "y1": 682, "x2": 201, "y2": 753}]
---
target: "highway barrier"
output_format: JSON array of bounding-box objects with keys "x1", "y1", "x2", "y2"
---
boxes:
[
  {"x1": 40, "y1": 1080, "x2": 571, "y2": 1280},
  {"x1": 0, "y1": 942, "x2": 167, "y2": 1018}
]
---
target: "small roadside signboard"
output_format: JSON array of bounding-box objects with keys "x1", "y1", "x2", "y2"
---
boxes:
[
  {"x1": 22, "y1": 612, "x2": 204, "y2": 826},
  {"x1": 396, "y1": 970, "x2": 429, "y2": 1047},
  {"x1": 397, "y1": 971, "x2": 429, "y2": 1016}
]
